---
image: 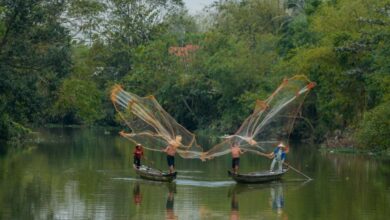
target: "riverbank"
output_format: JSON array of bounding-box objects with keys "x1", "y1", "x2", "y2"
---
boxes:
[
  {"x1": 319, "y1": 146, "x2": 390, "y2": 157},
  {"x1": 319, "y1": 128, "x2": 390, "y2": 156}
]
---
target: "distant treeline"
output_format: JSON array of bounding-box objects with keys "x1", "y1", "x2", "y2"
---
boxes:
[{"x1": 0, "y1": 0, "x2": 389, "y2": 151}]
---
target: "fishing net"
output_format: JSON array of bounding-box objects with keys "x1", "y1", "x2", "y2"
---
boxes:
[
  {"x1": 111, "y1": 85, "x2": 203, "y2": 159},
  {"x1": 202, "y1": 75, "x2": 316, "y2": 159},
  {"x1": 111, "y1": 75, "x2": 315, "y2": 160}
]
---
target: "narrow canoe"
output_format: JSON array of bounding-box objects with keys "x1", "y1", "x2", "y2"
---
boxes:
[
  {"x1": 228, "y1": 169, "x2": 288, "y2": 183},
  {"x1": 135, "y1": 165, "x2": 177, "y2": 182}
]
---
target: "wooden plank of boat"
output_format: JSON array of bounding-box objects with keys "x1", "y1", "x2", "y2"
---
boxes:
[
  {"x1": 228, "y1": 169, "x2": 288, "y2": 183},
  {"x1": 135, "y1": 165, "x2": 177, "y2": 182}
]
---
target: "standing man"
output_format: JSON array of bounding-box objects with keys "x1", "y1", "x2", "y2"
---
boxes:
[
  {"x1": 133, "y1": 144, "x2": 144, "y2": 169},
  {"x1": 164, "y1": 135, "x2": 181, "y2": 174},
  {"x1": 269, "y1": 142, "x2": 288, "y2": 173},
  {"x1": 231, "y1": 142, "x2": 244, "y2": 174}
]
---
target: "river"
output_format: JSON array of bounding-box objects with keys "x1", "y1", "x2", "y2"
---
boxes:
[{"x1": 0, "y1": 127, "x2": 389, "y2": 219}]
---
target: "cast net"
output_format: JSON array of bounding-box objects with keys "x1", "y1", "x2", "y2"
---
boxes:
[
  {"x1": 202, "y1": 75, "x2": 316, "y2": 159},
  {"x1": 111, "y1": 75, "x2": 315, "y2": 160},
  {"x1": 111, "y1": 85, "x2": 203, "y2": 159}
]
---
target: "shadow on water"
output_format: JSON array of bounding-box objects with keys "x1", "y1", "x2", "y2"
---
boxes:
[
  {"x1": 133, "y1": 182, "x2": 142, "y2": 206},
  {"x1": 175, "y1": 179, "x2": 235, "y2": 187},
  {"x1": 228, "y1": 181, "x2": 291, "y2": 220},
  {"x1": 113, "y1": 167, "x2": 237, "y2": 188},
  {"x1": 165, "y1": 183, "x2": 177, "y2": 220},
  {"x1": 131, "y1": 181, "x2": 178, "y2": 219},
  {"x1": 270, "y1": 184, "x2": 285, "y2": 216},
  {"x1": 230, "y1": 188, "x2": 240, "y2": 220}
]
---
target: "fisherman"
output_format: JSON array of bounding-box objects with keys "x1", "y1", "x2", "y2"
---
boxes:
[
  {"x1": 164, "y1": 135, "x2": 181, "y2": 174},
  {"x1": 231, "y1": 142, "x2": 245, "y2": 174},
  {"x1": 133, "y1": 143, "x2": 144, "y2": 169},
  {"x1": 268, "y1": 142, "x2": 288, "y2": 173}
]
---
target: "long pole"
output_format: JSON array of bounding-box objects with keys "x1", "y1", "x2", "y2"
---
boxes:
[{"x1": 284, "y1": 162, "x2": 312, "y2": 181}]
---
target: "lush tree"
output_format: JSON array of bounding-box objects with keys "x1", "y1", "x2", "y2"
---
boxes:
[
  {"x1": 356, "y1": 101, "x2": 390, "y2": 151},
  {"x1": 55, "y1": 78, "x2": 103, "y2": 125},
  {"x1": 273, "y1": 0, "x2": 390, "y2": 145},
  {"x1": 64, "y1": 0, "x2": 107, "y2": 44},
  {"x1": 97, "y1": 0, "x2": 184, "y2": 78},
  {"x1": 0, "y1": 0, "x2": 71, "y2": 141},
  {"x1": 1, "y1": 0, "x2": 389, "y2": 151}
]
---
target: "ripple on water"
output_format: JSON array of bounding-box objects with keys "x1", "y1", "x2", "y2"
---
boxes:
[
  {"x1": 111, "y1": 177, "x2": 235, "y2": 188},
  {"x1": 111, "y1": 177, "x2": 139, "y2": 181},
  {"x1": 176, "y1": 170, "x2": 204, "y2": 173},
  {"x1": 175, "y1": 179, "x2": 235, "y2": 187}
]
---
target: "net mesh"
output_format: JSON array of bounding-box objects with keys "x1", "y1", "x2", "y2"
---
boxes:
[
  {"x1": 111, "y1": 75, "x2": 315, "y2": 160},
  {"x1": 111, "y1": 85, "x2": 203, "y2": 159},
  {"x1": 202, "y1": 75, "x2": 316, "y2": 159}
]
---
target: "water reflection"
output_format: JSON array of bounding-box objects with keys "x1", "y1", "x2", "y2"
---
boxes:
[
  {"x1": 270, "y1": 183, "x2": 286, "y2": 219},
  {"x1": 133, "y1": 182, "x2": 142, "y2": 206},
  {"x1": 230, "y1": 190, "x2": 240, "y2": 220},
  {"x1": 229, "y1": 182, "x2": 289, "y2": 219},
  {"x1": 1, "y1": 128, "x2": 389, "y2": 219},
  {"x1": 166, "y1": 183, "x2": 177, "y2": 220}
]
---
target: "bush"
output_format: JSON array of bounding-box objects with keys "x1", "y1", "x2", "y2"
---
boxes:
[
  {"x1": 356, "y1": 101, "x2": 390, "y2": 151},
  {"x1": 0, "y1": 113, "x2": 31, "y2": 143},
  {"x1": 0, "y1": 113, "x2": 10, "y2": 140}
]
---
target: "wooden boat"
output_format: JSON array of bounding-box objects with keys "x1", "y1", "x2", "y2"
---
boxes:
[
  {"x1": 228, "y1": 169, "x2": 288, "y2": 183},
  {"x1": 135, "y1": 165, "x2": 177, "y2": 182}
]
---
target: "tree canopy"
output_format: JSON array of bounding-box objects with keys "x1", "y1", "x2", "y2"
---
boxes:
[{"x1": 0, "y1": 0, "x2": 389, "y2": 151}]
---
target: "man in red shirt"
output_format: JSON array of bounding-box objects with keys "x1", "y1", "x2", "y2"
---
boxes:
[{"x1": 133, "y1": 144, "x2": 144, "y2": 169}]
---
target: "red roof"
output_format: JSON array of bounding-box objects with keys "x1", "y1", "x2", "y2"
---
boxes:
[{"x1": 168, "y1": 44, "x2": 200, "y2": 57}]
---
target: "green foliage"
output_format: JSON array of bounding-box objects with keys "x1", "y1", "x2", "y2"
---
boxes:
[
  {"x1": 277, "y1": 13, "x2": 319, "y2": 56},
  {"x1": 0, "y1": 96, "x2": 10, "y2": 140},
  {"x1": 1, "y1": 0, "x2": 389, "y2": 152},
  {"x1": 65, "y1": 0, "x2": 107, "y2": 43},
  {"x1": 55, "y1": 78, "x2": 103, "y2": 125},
  {"x1": 274, "y1": 0, "x2": 390, "y2": 143},
  {"x1": 356, "y1": 101, "x2": 390, "y2": 151},
  {"x1": 0, "y1": 95, "x2": 30, "y2": 141},
  {"x1": 0, "y1": 0, "x2": 71, "y2": 141}
]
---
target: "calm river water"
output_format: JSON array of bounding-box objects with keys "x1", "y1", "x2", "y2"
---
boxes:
[{"x1": 0, "y1": 127, "x2": 389, "y2": 219}]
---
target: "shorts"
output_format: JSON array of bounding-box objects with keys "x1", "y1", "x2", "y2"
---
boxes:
[
  {"x1": 232, "y1": 158, "x2": 240, "y2": 168},
  {"x1": 167, "y1": 155, "x2": 175, "y2": 167},
  {"x1": 133, "y1": 156, "x2": 141, "y2": 168}
]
